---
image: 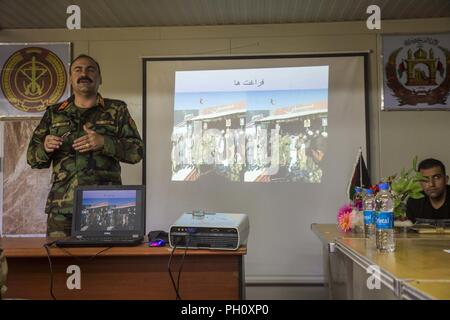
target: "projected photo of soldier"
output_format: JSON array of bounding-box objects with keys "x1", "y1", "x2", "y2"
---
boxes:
[
  {"x1": 172, "y1": 101, "x2": 246, "y2": 182},
  {"x1": 172, "y1": 66, "x2": 328, "y2": 183},
  {"x1": 244, "y1": 101, "x2": 328, "y2": 183}
]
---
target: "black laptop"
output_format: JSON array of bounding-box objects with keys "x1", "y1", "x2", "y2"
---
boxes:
[{"x1": 55, "y1": 185, "x2": 145, "y2": 247}]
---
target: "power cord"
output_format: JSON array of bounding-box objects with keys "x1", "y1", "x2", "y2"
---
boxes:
[
  {"x1": 57, "y1": 246, "x2": 113, "y2": 262},
  {"x1": 176, "y1": 236, "x2": 190, "y2": 299},
  {"x1": 167, "y1": 235, "x2": 191, "y2": 300},
  {"x1": 43, "y1": 241, "x2": 57, "y2": 300},
  {"x1": 43, "y1": 241, "x2": 113, "y2": 300},
  {"x1": 167, "y1": 240, "x2": 182, "y2": 300}
]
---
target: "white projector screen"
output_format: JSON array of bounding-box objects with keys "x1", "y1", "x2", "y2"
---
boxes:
[{"x1": 144, "y1": 54, "x2": 368, "y2": 283}]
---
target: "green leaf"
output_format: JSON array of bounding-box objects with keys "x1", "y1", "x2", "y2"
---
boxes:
[
  {"x1": 414, "y1": 172, "x2": 425, "y2": 182},
  {"x1": 391, "y1": 180, "x2": 402, "y2": 192},
  {"x1": 409, "y1": 192, "x2": 424, "y2": 199},
  {"x1": 412, "y1": 156, "x2": 418, "y2": 171},
  {"x1": 394, "y1": 207, "x2": 406, "y2": 218},
  {"x1": 391, "y1": 178, "x2": 408, "y2": 193},
  {"x1": 410, "y1": 183, "x2": 423, "y2": 194}
]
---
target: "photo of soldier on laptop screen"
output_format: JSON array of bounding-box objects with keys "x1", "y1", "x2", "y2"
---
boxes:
[{"x1": 80, "y1": 190, "x2": 139, "y2": 232}]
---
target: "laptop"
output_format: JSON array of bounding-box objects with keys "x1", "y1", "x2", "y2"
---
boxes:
[
  {"x1": 55, "y1": 185, "x2": 145, "y2": 247},
  {"x1": 411, "y1": 218, "x2": 450, "y2": 234}
]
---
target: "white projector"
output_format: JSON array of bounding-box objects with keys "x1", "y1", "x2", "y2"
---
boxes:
[{"x1": 169, "y1": 212, "x2": 249, "y2": 250}]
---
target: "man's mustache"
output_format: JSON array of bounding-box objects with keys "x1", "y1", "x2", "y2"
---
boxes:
[{"x1": 77, "y1": 76, "x2": 92, "y2": 83}]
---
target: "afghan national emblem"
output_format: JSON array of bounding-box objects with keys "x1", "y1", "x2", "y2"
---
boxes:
[
  {"x1": 1, "y1": 47, "x2": 67, "y2": 112},
  {"x1": 385, "y1": 37, "x2": 450, "y2": 106}
]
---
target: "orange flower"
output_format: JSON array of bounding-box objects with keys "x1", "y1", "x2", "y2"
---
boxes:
[{"x1": 337, "y1": 203, "x2": 353, "y2": 232}]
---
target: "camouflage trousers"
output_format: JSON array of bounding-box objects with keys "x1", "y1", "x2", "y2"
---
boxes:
[
  {"x1": 0, "y1": 248, "x2": 7, "y2": 298},
  {"x1": 47, "y1": 212, "x2": 72, "y2": 238}
]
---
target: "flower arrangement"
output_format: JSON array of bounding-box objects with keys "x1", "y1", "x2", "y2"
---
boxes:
[
  {"x1": 381, "y1": 156, "x2": 424, "y2": 220},
  {"x1": 337, "y1": 203, "x2": 354, "y2": 232},
  {"x1": 337, "y1": 157, "x2": 424, "y2": 231}
]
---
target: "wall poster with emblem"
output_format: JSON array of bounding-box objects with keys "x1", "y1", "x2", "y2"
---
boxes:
[
  {"x1": 0, "y1": 43, "x2": 71, "y2": 118},
  {"x1": 381, "y1": 33, "x2": 450, "y2": 111},
  {"x1": 0, "y1": 43, "x2": 71, "y2": 235}
]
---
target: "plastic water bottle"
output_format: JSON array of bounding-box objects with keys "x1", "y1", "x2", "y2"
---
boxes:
[
  {"x1": 375, "y1": 183, "x2": 395, "y2": 252},
  {"x1": 363, "y1": 189, "x2": 376, "y2": 240},
  {"x1": 352, "y1": 187, "x2": 365, "y2": 234}
]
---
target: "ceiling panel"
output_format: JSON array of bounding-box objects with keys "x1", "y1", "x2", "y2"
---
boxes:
[{"x1": 0, "y1": 0, "x2": 449, "y2": 29}]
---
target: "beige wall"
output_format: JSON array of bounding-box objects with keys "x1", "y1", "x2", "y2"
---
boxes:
[{"x1": 1, "y1": 17, "x2": 450, "y2": 183}]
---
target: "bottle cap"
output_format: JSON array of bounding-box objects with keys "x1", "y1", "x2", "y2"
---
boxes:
[
  {"x1": 378, "y1": 182, "x2": 390, "y2": 190},
  {"x1": 365, "y1": 189, "x2": 374, "y2": 194},
  {"x1": 355, "y1": 186, "x2": 362, "y2": 193}
]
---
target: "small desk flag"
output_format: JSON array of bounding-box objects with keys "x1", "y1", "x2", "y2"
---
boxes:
[{"x1": 347, "y1": 148, "x2": 371, "y2": 201}]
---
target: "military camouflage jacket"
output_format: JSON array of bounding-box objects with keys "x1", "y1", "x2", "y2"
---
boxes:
[
  {"x1": 27, "y1": 94, "x2": 143, "y2": 215},
  {"x1": 0, "y1": 248, "x2": 7, "y2": 298}
]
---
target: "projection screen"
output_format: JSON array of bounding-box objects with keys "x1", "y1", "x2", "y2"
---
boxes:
[{"x1": 144, "y1": 54, "x2": 368, "y2": 282}]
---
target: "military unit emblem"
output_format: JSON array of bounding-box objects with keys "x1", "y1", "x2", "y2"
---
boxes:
[
  {"x1": 385, "y1": 37, "x2": 450, "y2": 107},
  {"x1": 1, "y1": 47, "x2": 67, "y2": 112}
]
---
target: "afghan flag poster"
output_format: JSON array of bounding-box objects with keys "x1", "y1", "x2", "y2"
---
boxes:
[{"x1": 382, "y1": 33, "x2": 450, "y2": 111}]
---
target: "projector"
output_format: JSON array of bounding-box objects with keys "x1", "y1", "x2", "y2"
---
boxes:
[{"x1": 169, "y1": 212, "x2": 249, "y2": 250}]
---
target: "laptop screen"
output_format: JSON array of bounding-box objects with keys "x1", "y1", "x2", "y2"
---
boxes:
[{"x1": 72, "y1": 185, "x2": 145, "y2": 236}]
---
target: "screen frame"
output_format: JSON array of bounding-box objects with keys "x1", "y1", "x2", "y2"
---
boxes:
[
  {"x1": 142, "y1": 53, "x2": 371, "y2": 185},
  {"x1": 143, "y1": 53, "x2": 372, "y2": 280}
]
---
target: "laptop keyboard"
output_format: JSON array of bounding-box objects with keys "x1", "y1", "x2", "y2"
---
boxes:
[
  {"x1": 55, "y1": 235, "x2": 144, "y2": 247},
  {"x1": 78, "y1": 236, "x2": 139, "y2": 241}
]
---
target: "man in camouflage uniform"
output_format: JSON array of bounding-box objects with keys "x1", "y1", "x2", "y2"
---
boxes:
[
  {"x1": 305, "y1": 135, "x2": 327, "y2": 183},
  {"x1": 0, "y1": 248, "x2": 7, "y2": 298},
  {"x1": 27, "y1": 54, "x2": 143, "y2": 237},
  {"x1": 279, "y1": 134, "x2": 291, "y2": 167}
]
